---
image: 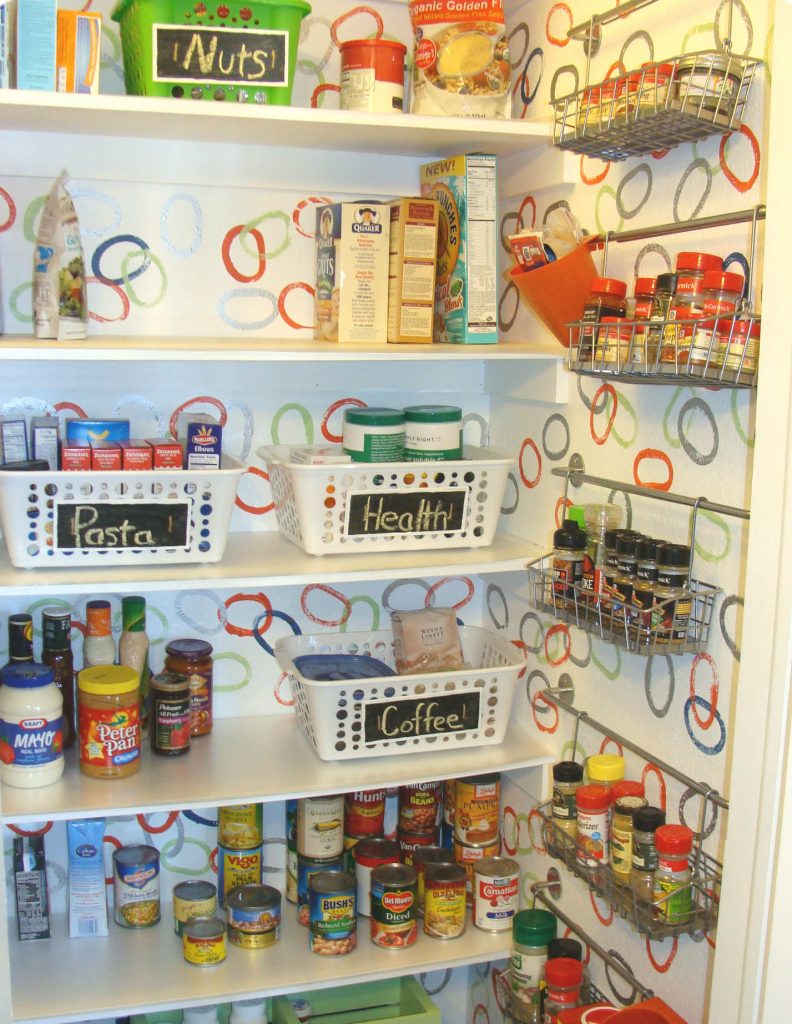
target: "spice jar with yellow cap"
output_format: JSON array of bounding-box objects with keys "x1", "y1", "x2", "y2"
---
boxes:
[
  {"x1": 586, "y1": 753, "x2": 625, "y2": 786},
  {"x1": 77, "y1": 665, "x2": 141, "y2": 779}
]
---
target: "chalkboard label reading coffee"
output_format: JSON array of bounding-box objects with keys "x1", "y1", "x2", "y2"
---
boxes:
[
  {"x1": 364, "y1": 692, "x2": 482, "y2": 744},
  {"x1": 346, "y1": 489, "x2": 467, "y2": 538},
  {"x1": 56, "y1": 502, "x2": 191, "y2": 550},
  {"x1": 153, "y1": 25, "x2": 288, "y2": 86}
]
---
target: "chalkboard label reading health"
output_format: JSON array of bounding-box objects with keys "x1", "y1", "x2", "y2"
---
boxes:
[
  {"x1": 56, "y1": 502, "x2": 190, "y2": 550},
  {"x1": 365, "y1": 692, "x2": 482, "y2": 743},
  {"x1": 346, "y1": 489, "x2": 467, "y2": 538},
  {"x1": 153, "y1": 25, "x2": 288, "y2": 86}
]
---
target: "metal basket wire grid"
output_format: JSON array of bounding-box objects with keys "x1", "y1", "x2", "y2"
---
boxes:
[{"x1": 494, "y1": 968, "x2": 612, "y2": 1023}]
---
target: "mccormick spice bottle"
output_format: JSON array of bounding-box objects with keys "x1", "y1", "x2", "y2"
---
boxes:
[
  {"x1": 578, "y1": 278, "x2": 628, "y2": 363},
  {"x1": 652, "y1": 544, "x2": 692, "y2": 646},
  {"x1": 630, "y1": 276, "x2": 658, "y2": 366},
  {"x1": 646, "y1": 272, "x2": 678, "y2": 369},
  {"x1": 652, "y1": 824, "x2": 694, "y2": 923},
  {"x1": 631, "y1": 538, "x2": 659, "y2": 647},
  {"x1": 551, "y1": 524, "x2": 586, "y2": 613},
  {"x1": 689, "y1": 270, "x2": 745, "y2": 372},
  {"x1": 164, "y1": 639, "x2": 213, "y2": 737},
  {"x1": 662, "y1": 252, "x2": 722, "y2": 369}
]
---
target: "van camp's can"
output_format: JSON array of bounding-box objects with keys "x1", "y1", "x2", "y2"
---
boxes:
[
  {"x1": 423, "y1": 862, "x2": 467, "y2": 939},
  {"x1": 453, "y1": 836, "x2": 501, "y2": 902},
  {"x1": 226, "y1": 883, "x2": 281, "y2": 949},
  {"x1": 398, "y1": 781, "x2": 442, "y2": 834},
  {"x1": 370, "y1": 863, "x2": 418, "y2": 949},
  {"x1": 297, "y1": 795, "x2": 344, "y2": 858},
  {"x1": 218, "y1": 803, "x2": 263, "y2": 849},
  {"x1": 173, "y1": 879, "x2": 218, "y2": 935},
  {"x1": 354, "y1": 837, "x2": 402, "y2": 917},
  {"x1": 297, "y1": 853, "x2": 344, "y2": 926},
  {"x1": 183, "y1": 917, "x2": 227, "y2": 966},
  {"x1": 113, "y1": 845, "x2": 160, "y2": 928},
  {"x1": 398, "y1": 828, "x2": 439, "y2": 865},
  {"x1": 217, "y1": 843, "x2": 262, "y2": 908},
  {"x1": 308, "y1": 870, "x2": 356, "y2": 956},
  {"x1": 454, "y1": 773, "x2": 501, "y2": 844},
  {"x1": 472, "y1": 856, "x2": 520, "y2": 932}
]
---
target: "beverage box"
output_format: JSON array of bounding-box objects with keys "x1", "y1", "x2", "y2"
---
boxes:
[
  {"x1": 0, "y1": 415, "x2": 28, "y2": 464},
  {"x1": 314, "y1": 201, "x2": 390, "y2": 344},
  {"x1": 56, "y1": 9, "x2": 101, "y2": 94},
  {"x1": 146, "y1": 438, "x2": 183, "y2": 469},
  {"x1": 419, "y1": 154, "x2": 498, "y2": 344},
  {"x1": 117, "y1": 439, "x2": 153, "y2": 470},
  {"x1": 30, "y1": 415, "x2": 59, "y2": 469},
  {"x1": 177, "y1": 413, "x2": 222, "y2": 471},
  {"x1": 65, "y1": 418, "x2": 130, "y2": 443},
  {"x1": 387, "y1": 197, "x2": 440, "y2": 344},
  {"x1": 16, "y1": 0, "x2": 55, "y2": 90},
  {"x1": 90, "y1": 441, "x2": 122, "y2": 471},
  {"x1": 0, "y1": 0, "x2": 17, "y2": 88}
]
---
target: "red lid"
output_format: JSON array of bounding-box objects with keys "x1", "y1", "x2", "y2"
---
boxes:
[
  {"x1": 576, "y1": 784, "x2": 612, "y2": 811},
  {"x1": 641, "y1": 61, "x2": 673, "y2": 79},
  {"x1": 716, "y1": 316, "x2": 761, "y2": 338},
  {"x1": 634, "y1": 277, "x2": 657, "y2": 296},
  {"x1": 545, "y1": 956, "x2": 584, "y2": 988},
  {"x1": 654, "y1": 824, "x2": 694, "y2": 857},
  {"x1": 702, "y1": 270, "x2": 744, "y2": 294},
  {"x1": 591, "y1": 277, "x2": 628, "y2": 299},
  {"x1": 339, "y1": 38, "x2": 407, "y2": 55},
  {"x1": 610, "y1": 780, "x2": 645, "y2": 802},
  {"x1": 675, "y1": 251, "x2": 722, "y2": 273}
]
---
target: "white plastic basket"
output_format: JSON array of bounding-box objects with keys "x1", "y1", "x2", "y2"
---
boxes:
[
  {"x1": 258, "y1": 445, "x2": 514, "y2": 556},
  {"x1": 274, "y1": 626, "x2": 524, "y2": 761},
  {"x1": 0, "y1": 456, "x2": 246, "y2": 568}
]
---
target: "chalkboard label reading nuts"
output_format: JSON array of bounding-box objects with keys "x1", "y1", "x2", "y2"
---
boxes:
[
  {"x1": 345, "y1": 490, "x2": 467, "y2": 538},
  {"x1": 56, "y1": 502, "x2": 190, "y2": 550},
  {"x1": 154, "y1": 25, "x2": 288, "y2": 87},
  {"x1": 364, "y1": 692, "x2": 482, "y2": 744}
]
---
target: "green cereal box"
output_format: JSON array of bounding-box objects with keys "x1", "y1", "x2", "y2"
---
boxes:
[{"x1": 419, "y1": 154, "x2": 498, "y2": 344}]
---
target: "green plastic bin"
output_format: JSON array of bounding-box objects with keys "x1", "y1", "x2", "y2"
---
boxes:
[
  {"x1": 271, "y1": 977, "x2": 441, "y2": 1024},
  {"x1": 111, "y1": 0, "x2": 310, "y2": 104}
]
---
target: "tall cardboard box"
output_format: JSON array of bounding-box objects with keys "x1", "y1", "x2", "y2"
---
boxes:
[
  {"x1": 387, "y1": 197, "x2": 440, "y2": 344},
  {"x1": 419, "y1": 153, "x2": 498, "y2": 344},
  {"x1": 0, "y1": 0, "x2": 17, "y2": 87},
  {"x1": 17, "y1": 0, "x2": 56, "y2": 90}
]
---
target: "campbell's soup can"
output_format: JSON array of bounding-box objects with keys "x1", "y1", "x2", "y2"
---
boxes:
[
  {"x1": 423, "y1": 862, "x2": 467, "y2": 939},
  {"x1": 218, "y1": 803, "x2": 263, "y2": 849},
  {"x1": 308, "y1": 870, "x2": 356, "y2": 956},
  {"x1": 370, "y1": 863, "x2": 418, "y2": 949},
  {"x1": 454, "y1": 773, "x2": 501, "y2": 844},
  {"x1": 113, "y1": 845, "x2": 160, "y2": 928},
  {"x1": 453, "y1": 835, "x2": 501, "y2": 902},
  {"x1": 173, "y1": 879, "x2": 217, "y2": 935},
  {"x1": 398, "y1": 781, "x2": 442, "y2": 835},
  {"x1": 354, "y1": 837, "x2": 401, "y2": 917},
  {"x1": 398, "y1": 828, "x2": 439, "y2": 865},
  {"x1": 297, "y1": 852, "x2": 344, "y2": 926},
  {"x1": 297, "y1": 795, "x2": 344, "y2": 858},
  {"x1": 413, "y1": 845, "x2": 456, "y2": 916},
  {"x1": 473, "y1": 856, "x2": 520, "y2": 932},
  {"x1": 345, "y1": 788, "x2": 387, "y2": 837},
  {"x1": 218, "y1": 843, "x2": 262, "y2": 908}
]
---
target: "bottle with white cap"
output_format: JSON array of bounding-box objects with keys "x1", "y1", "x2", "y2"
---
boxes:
[
  {"x1": 182, "y1": 1005, "x2": 222, "y2": 1024},
  {"x1": 229, "y1": 998, "x2": 268, "y2": 1024}
]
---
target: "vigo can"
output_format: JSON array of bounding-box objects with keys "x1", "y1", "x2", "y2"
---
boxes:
[
  {"x1": 370, "y1": 863, "x2": 418, "y2": 949},
  {"x1": 173, "y1": 879, "x2": 217, "y2": 935},
  {"x1": 454, "y1": 772, "x2": 501, "y2": 844},
  {"x1": 344, "y1": 788, "x2": 386, "y2": 837},
  {"x1": 412, "y1": 845, "x2": 456, "y2": 916},
  {"x1": 113, "y1": 845, "x2": 160, "y2": 928},
  {"x1": 183, "y1": 917, "x2": 226, "y2": 966},
  {"x1": 453, "y1": 835, "x2": 501, "y2": 902},
  {"x1": 218, "y1": 843, "x2": 262, "y2": 908},
  {"x1": 398, "y1": 828, "x2": 439, "y2": 865},
  {"x1": 308, "y1": 870, "x2": 356, "y2": 956},
  {"x1": 354, "y1": 837, "x2": 401, "y2": 917},
  {"x1": 218, "y1": 803, "x2": 263, "y2": 849},
  {"x1": 398, "y1": 781, "x2": 442, "y2": 834},
  {"x1": 297, "y1": 852, "x2": 344, "y2": 926},
  {"x1": 473, "y1": 856, "x2": 520, "y2": 932},
  {"x1": 297, "y1": 795, "x2": 344, "y2": 858},
  {"x1": 226, "y1": 883, "x2": 281, "y2": 949},
  {"x1": 423, "y1": 862, "x2": 467, "y2": 939}
]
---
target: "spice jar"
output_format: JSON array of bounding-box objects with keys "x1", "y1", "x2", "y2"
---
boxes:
[
  {"x1": 610, "y1": 533, "x2": 639, "y2": 636},
  {"x1": 632, "y1": 537, "x2": 659, "y2": 646},
  {"x1": 653, "y1": 824, "x2": 694, "y2": 923},
  {"x1": 630, "y1": 277, "x2": 657, "y2": 366},
  {"x1": 551, "y1": 523, "x2": 586, "y2": 613},
  {"x1": 593, "y1": 316, "x2": 632, "y2": 369},
  {"x1": 77, "y1": 665, "x2": 141, "y2": 779},
  {"x1": 631, "y1": 806, "x2": 666, "y2": 902},
  {"x1": 165, "y1": 639, "x2": 213, "y2": 737},
  {"x1": 652, "y1": 544, "x2": 692, "y2": 646},
  {"x1": 575, "y1": 784, "x2": 612, "y2": 867},
  {"x1": 719, "y1": 316, "x2": 761, "y2": 379},
  {"x1": 609, "y1": 779, "x2": 645, "y2": 803},
  {"x1": 586, "y1": 753, "x2": 624, "y2": 786},
  {"x1": 510, "y1": 908, "x2": 557, "y2": 1008},
  {"x1": 578, "y1": 278, "x2": 628, "y2": 363},
  {"x1": 674, "y1": 51, "x2": 742, "y2": 117},
  {"x1": 543, "y1": 957, "x2": 584, "y2": 1020},
  {"x1": 403, "y1": 405, "x2": 462, "y2": 461},
  {"x1": 635, "y1": 62, "x2": 673, "y2": 113},
  {"x1": 611, "y1": 795, "x2": 648, "y2": 884},
  {"x1": 552, "y1": 761, "x2": 584, "y2": 844},
  {"x1": 646, "y1": 272, "x2": 678, "y2": 369},
  {"x1": 547, "y1": 937, "x2": 590, "y2": 1004},
  {"x1": 689, "y1": 270, "x2": 744, "y2": 371},
  {"x1": 150, "y1": 671, "x2": 191, "y2": 757},
  {"x1": 663, "y1": 277, "x2": 707, "y2": 368}
]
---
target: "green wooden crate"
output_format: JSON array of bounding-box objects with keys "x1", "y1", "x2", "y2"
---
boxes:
[{"x1": 271, "y1": 977, "x2": 441, "y2": 1024}]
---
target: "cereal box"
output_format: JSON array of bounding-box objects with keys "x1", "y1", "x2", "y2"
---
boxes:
[
  {"x1": 419, "y1": 154, "x2": 498, "y2": 344},
  {"x1": 56, "y1": 9, "x2": 101, "y2": 94},
  {"x1": 387, "y1": 197, "x2": 439, "y2": 344},
  {"x1": 314, "y1": 201, "x2": 390, "y2": 344}
]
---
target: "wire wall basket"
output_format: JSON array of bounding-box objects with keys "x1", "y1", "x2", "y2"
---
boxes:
[
  {"x1": 552, "y1": 50, "x2": 761, "y2": 160},
  {"x1": 494, "y1": 968, "x2": 612, "y2": 1024}
]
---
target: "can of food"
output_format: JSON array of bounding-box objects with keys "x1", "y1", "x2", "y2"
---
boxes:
[
  {"x1": 443, "y1": 779, "x2": 456, "y2": 825},
  {"x1": 354, "y1": 837, "x2": 402, "y2": 917},
  {"x1": 339, "y1": 38, "x2": 407, "y2": 114},
  {"x1": 113, "y1": 844, "x2": 160, "y2": 928},
  {"x1": 297, "y1": 795, "x2": 344, "y2": 859},
  {"x1": 343, "y1": 833, "x2": 360, "y2": 874},
  {"x1": 308, "y1": 870, "x2": 356, "y2": 956},
  {"x1": 173, "y1": 879, "x2": 218, "y2": 935},
  {"x1": 454, "y1": 773, "x2": 501, "y2": 845},
  {"x1": 150, "y1": 670, "x2": 191, "y2": 757},
  {"x1": 403, "y1": 405, "x2": 463, "y2": 461},
  {"x1": 218, "y1": 803, "x2": 263, "y2": 849},
  {"x1": 398, "y1": 782, "x2": 442, "y2": 835},
  {"x1": 412, "y1": 846, "x2": 456, "y2": 916},
  {"x1": 398, "y1": 828, "x2": 439, "y2": 865},
  {"x1": 226, "y1": 883, "x2": 281, "y2": 949},
  {"x1": 453, "y1": 836, "x2": 501, "y2": 902},
  {"x1": 286, "y1": 798, "x2": 298, "y2": 903},
  {"x1": 345, "y1": 788, "x2": 387, "y2": 837},
  {"x1": 183, "y1": 917, "x2": 227, "y2": 966},
  {"x1": 423, "y1": 862, "x2": 467, "y2": 939},
  {"x1": 297, "y1": 853, "x2": 344, "y2": 926},
  {"x1": 342, "y1": 407, "x2": 406, "y2": 463},
  {"x1": 217, "y1": 843, "x2": 262, "y2": 908},
  {"x1": 472, "y1": 856, "x2": 520, "y2": 932},
  {"x1": 370, "y1": 863, "x2": 418, "y2": 949}
]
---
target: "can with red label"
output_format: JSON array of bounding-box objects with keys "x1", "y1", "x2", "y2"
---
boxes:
[
  {"x1": 454, "y1": 773, "x2": 501, "y2": 844},
  {"x1": 472, "y1": 855, "x2": 520, "y2": 932},
  {"x1": 370, "y1": 863, "x2": 418, "y2": 949},
  {"x1": 453, "y1": 835, "x2": 501, "y2": 902},
  {"x1": 423, "y1": 862, "x2": 467, "y2": 939},
  {"x1": 398, "y1": 828, "x2": 439, "y2": 865},
  {"x1": 354, "y1": 837, "x2": 402, "y2": 917},
  {"x1": 344, "y1": 788, "x2": 387, "y2": 837},
  {"x1": 398, "y1": 781, "x2": 442, "y2": 834}
]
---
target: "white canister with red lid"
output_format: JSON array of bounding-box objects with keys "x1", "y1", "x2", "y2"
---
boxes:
[{"x1": 339, "y1": 39, "x2": 407, "y2": 114}]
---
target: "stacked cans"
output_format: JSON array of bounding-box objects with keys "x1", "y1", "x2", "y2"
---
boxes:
[{"x1": 217, "y1": 804, "x2": 264, "y2": 910}]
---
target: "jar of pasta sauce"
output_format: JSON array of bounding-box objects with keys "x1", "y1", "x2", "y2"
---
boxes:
[
  {"x1": 164, "y1": 639, "x2": 213, "y2": 737},
  {"x1": 77, "y1": 665, "x2": 140, "y2": 779}
]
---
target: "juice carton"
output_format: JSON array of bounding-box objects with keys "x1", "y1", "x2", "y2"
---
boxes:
[{"x1": 16, "y1": 0, "x2": 56, "y2": 90}]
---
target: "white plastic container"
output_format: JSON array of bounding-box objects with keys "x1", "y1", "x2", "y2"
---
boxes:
[
  {"x1": 229, "y1": 998, "x2": 268, "y2": 1024},
  {"x1": 0, "y1": 662, "x2": 64, "y2": 788}
]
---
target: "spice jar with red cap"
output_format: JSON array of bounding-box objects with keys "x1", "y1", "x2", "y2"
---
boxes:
[
  {"x1": 578, "y1": 278, "x2": 628, "y2": 364},
  {"x1": 652, "y1": 824, "x2": 694, "y2": 923},
  {"x1": 575, "y1": 784, "x2": 612, "y2": 867},
  {"x1": 719, "y1": 316, "x2": 761, "y2": 380},
  {"x1": 661, "y1": 252, "x2": 723, "y2": 369},
  {"x1": 689, "y1": 269, "x2": 745, "y2": 371},
  {"x1": 544, "y1": 957, "x2": 585, "y2": 1020}
]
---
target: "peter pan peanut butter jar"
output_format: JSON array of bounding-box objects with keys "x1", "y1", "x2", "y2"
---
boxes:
[{"x1": 77, "y1": 665, "x2": 141, "y2": 779}]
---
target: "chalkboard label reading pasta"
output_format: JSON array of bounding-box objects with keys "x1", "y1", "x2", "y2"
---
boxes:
[
  {"x1": 364, "y1": 692, "x2": 481, "y2": 743},
  {"x1": 153, "y1": 25, "x2": 288, "y2": 86},
  {"x1": 56, "y1": 502, "x2": 190, "y2": 550},
  {"x1": 345, "y1": 489, "x2": 467, "y2": 537}
]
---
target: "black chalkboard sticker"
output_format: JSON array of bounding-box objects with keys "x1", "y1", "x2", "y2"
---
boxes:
[
  {"x1": 55, "y1": 501, "x2": 191, "y2": 551},
  {"x1": 345, "y1": 488, "x2": 468, "y2": 538},
  {"x1": 364, "y1": 691, "x2": 482, "y2": 744},
  {"x1": 153, "y1": 25, "x2": 288, "y2": 87}
]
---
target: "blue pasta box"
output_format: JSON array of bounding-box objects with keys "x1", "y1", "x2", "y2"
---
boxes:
[
  {"x1": 65, "y1": 418, "x2": 130, "y2": 443},
  {"x1": 178, "y1": 413, "x2": 222, "y2": 470}
]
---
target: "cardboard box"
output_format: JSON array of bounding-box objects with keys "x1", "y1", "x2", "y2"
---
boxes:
[
  {"x1": 117, "y1": 439, "x2": 153, "y2": 471},
  {"x1": 0, "y1": 0, "x2": 17, "y2": 88},
  {"x1": 56, "y1": 9, "x2": 101, "y2": 94},
  {"x1": 30, "y1": 415, "x2": 59, "y2": 469},
  {"x1": 177, "y1": 413, "x2": 222, "y2": 470},
  {"x1": 16, "y1": 0, "x2": 55, "y2": 90},
  {"x1": 66, "y1": 418, "x2": 130, "y2": 443},
  {"x1": 387, "y1": 197, "x2": 440, "y2": 344},
  {"x1": 146, "y1": 439, "x2": 183, "y2": 469},
  {"x1": 419, "y1": 154, "x2": 498, "y2": 344},
  {"x1": 314, "y1": 201, "x2": 390, "y2": 343},
  {"x1": 0, "y1": 415, "x2": 29, "y2": 464},
  {"x1": 61, "y1": 441, "x2": 91, "y2": 471},
  {"x1": 90, "y1": 441, "x2": 121, "y2": 471}
]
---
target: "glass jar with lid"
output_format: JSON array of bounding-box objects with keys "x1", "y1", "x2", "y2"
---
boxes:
[
  {"x1": 652, "y1": 544, "x2": 692, "y2": 647},
  {"x1": 719, "y1": 316, "x2": 761, "y2": 381},
  {"x1": 578, "y1": 278, "x2": 628, "y2": 363},
  {"x1": 552, "y1": 760, "x2": 584, "y2": 845},
  {"x1": 689, "y1": 270, "x2": 745, "y2": 371},
  {"x1": 551, "y1": 524, "x2": 586, "y2": 613},
  {"x1": 646, "y1": 272, "x2": 678, "y2": 370},
  {"x1": 674, "y1": 51, "x2": 742, "y2": 118},
  {"x1": 586, "y1": 753, "x2": 624, "y2": 786},
  {"x1": 652, "y1": 824, "x2": 694, "y2": 923},
  {"x1": 631, "y1": 805, "x2": 666, "y2": 902},
  {"x1": 165, "y1": 639, "x2": 214, "y2": 737},
  {"x1": 611, "y1": 795, "x2": 648, "y2": 885},
  {"x1": 631, "y1": 537, "x2": 659, "y2": 646}
]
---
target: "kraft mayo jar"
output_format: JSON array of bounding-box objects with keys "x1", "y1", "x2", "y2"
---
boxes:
[{"x1": 0, "y1": 662, "x2": 65, "y2": 788}]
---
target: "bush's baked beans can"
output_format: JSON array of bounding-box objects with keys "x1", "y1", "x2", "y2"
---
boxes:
[
  {"x1": 308, "y1": 870, "x2": 356, "y2": 956},
  {"x1": 370, "y1": 863, "x2": 418, "y2": 949},
  {"x1": 297, "y1": 795, "x2": 344, "y2": 858},
  {"x1": 398, "y1": 828, "x2": 439, "y2": 864},
  {"x1": 173, "y1": 879, "x2": 217, "y2": 935},
  {"x1": 297, "y1": 852, "x2": 344, "y2": 926},
  {"x1": 113, "y1": 845, "x2": 160, "y2": 928},
  {"x1": 218, "y1": 843, "x2": 262, "y2": 908},
  {"x1": 472, "y1": 855, "x2": 520, "y2": 932},
  {"x1": 226, "y1": 883, "x2": 281, "y2": 949},
  {"x1": 354, "y1": 837, "x2": 401, "y2": 917},
  {"x1": 183, "y1": 917, "x2": 226, "y2": 966},
  {"x1": 423, "y1": 862, "x2": 467, "y2": 939},
  {"x1": 412, "y1": 845, "x2": 456, "y2": 916},
  {"x1": 344, "y1": 788, "x2": 387, "y2": 837},
  {"x1": 454, "y1": 772, "x2": 501, "y2": 844},
  {"x1": 218, "y1": 803, "x2": 263, "y2": 849},
  {"x1": 398, "y1": 781, "x2": 442, "y2": 834},
  {"x1": 453, "y1": 835, "x2": 501, "y2": 902},
  {"x1": 443, "y1": 778, "x2": 456, "y2": 825}
]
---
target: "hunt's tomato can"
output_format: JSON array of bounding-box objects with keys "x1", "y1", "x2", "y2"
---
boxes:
[
  {"x1": 370, "y1": 863, "x2": 418, "y2": 949},
  {"x1": 344, "y1": 788, "x2": 387, "y2": 837}
]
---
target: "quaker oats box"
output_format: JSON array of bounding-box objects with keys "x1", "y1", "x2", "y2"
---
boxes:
[
  {"x1": 314, "y1": 201, "x2": 390, "y2": 344},
  {"x1": 419, "y1": 154, "x2": 498, "y2": 344}
]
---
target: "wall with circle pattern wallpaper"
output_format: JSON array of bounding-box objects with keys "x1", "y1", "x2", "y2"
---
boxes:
[{"x1": 0, "y1": 0, "x2": 772, "y2": 1020}]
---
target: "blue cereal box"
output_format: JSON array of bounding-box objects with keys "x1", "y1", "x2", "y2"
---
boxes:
[
  {"x1": 178, "y1": 413, "x2": 222, "y2": 470},
  {"x1": 419, "y1": 154, "x2": 498, "y2": 344}
]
